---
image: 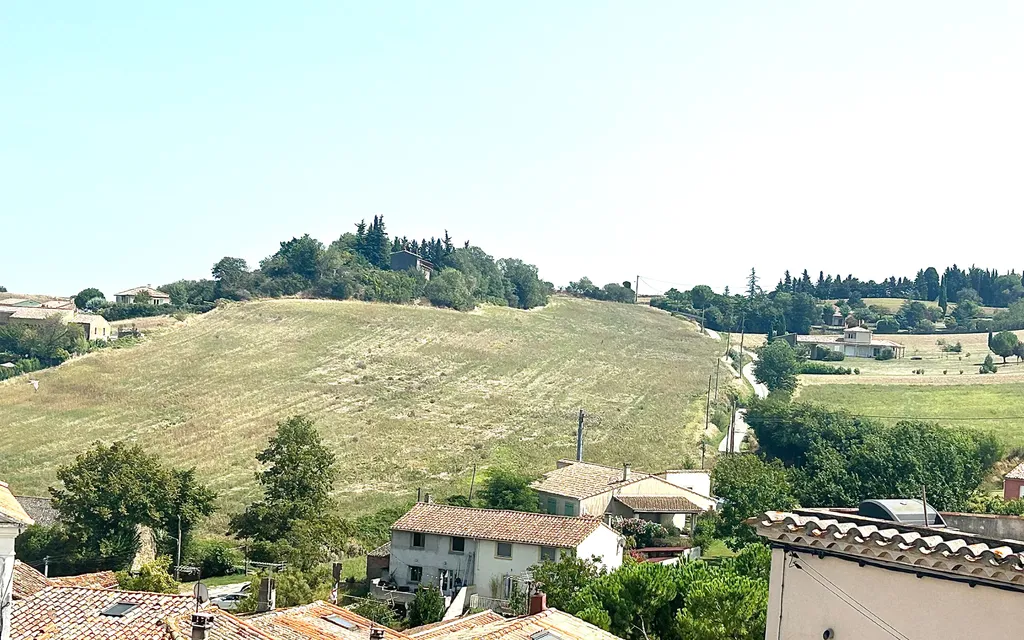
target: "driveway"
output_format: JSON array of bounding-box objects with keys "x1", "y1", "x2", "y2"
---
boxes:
[
  {"x1": 741, "y1": 350, "x2": 769, "y2": 399},
  {"x1": 719, "y1": 408, "x2": 750, "y2": 453}
]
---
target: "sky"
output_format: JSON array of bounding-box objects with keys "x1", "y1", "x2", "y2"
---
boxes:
[{"x1": 2, "y1": 2, "x2": 1022, "y2": 298}]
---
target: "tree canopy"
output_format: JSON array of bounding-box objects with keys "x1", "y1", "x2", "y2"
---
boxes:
[
  {"x1": 753, "y1": 341, "x2": 798, "y2": 396},
  {"x1": 476, "y1": 469, "x2": 539, "y2": 512}
]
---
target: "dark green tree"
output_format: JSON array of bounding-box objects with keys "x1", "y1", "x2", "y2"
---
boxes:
[
  {"x1": 74, "y1": 288, "x2": 105, "y2": 309},
  {"x1": 408, "y1": 584, "x2": 445, "y2": 626},
  {"x1": 711, "y1": 455, "x2": 796, "y2": 549},
  {"x1": 228, "y1": 415, "x2": 338, "y2": 542},
  {"x1": 477, "y1": 469, "x2": 539, "y2": 512},
  {"x1": 531, "y1": 554, "x2": 605, "y2": 610},
  {"x1": 753, "y1": 341, "x2": 798, "y2": 395},
  {"x1": 746, "y1": 268, "x2": 759, "y2": 299},
  {"x1": 938, "y1": 282, "x2": 948, "y2": 315},
  {"x1": 498, "y1": 258, "x2": 548, "y2": 309},
  {"x1": 261, "y1": 235, "x2": 324, "y2": 282},
  {"x1": 990, "y1": 330, "x2": 1020, "y2": 363}
]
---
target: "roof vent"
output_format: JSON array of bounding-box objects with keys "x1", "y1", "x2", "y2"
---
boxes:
[
  {"x1": 530, "y1": 632, "x2": 562, "y2": 640},
  {"x1": 858, "y1": 499, "x2": 946, "y2": 527}
]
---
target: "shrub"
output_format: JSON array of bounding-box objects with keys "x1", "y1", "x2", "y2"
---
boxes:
[
  {"x1": 853, "y1": 368, "x2": 860, "y2": 375},
  {"x1": 117, "y1": 557, "x2": 178, "y2": 593},
  {"x1": 874, "y1": 348, "x2": 894, "y2": 361},
  {"x1": 797, "y1": 362, "x2": 852, "y2": 375},
  {"x1": 875, "y1": 316, "x2": 900, "y2": 334},
  {"x1": 424, "y1": 268, "x2": 475, "y2": 311},
  {"x1": 811, "y1": 346, "x2": 845, "y2": 361},
  {"x1": 184, "y1": 538, "x2": 243, "y2": 578},
  {"x1": 980, "y1": 354, "x2": 998, "y2": 374}
]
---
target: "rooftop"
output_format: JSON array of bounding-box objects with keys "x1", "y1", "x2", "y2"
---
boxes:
[
  {"x1": 407, "y1": 610, "x2": 506, "y2": 638},
  {"x1": 0, "y1": 306, "x2": 74, "y2": 321},
  {"x1": 531, "y1": 460, "x2": 650, "y2": 500},
  {"x1": 367, "y1": 541, "x2": 391, "y2": 557},
  {"x1": 12, "y1": 585, "x2": 195, "y2": 640},
  {"x1": 794, "y1": 334, "x2": 904, "y2": 348},
  {"x1": 392, "y1": 503, "x2": 607, "y2": 548},
  {"x1": 14, "y1": 495, "x2": 60, "y2": 527},
  {"x1": 0, "y1": 481, "x2": 34, "y2": 526},
  {"x1": 613, "y1": 495, "x2": 702, "y2": 513},
  {"x1": 162, "y1": 610, "x2": 276, "y2": 640},
  {"x1": 50, "y1": 570, "x2": 119, "y2": 590},
  {"x1": 12, "y1": 561, "x2": 50, "y2": 600},
  {"x1": 440, "y1": 608, "x2": 623, "y2": 640},
  {"x1": 247, "y1": 601, "x2": 411, "y2": 640},
  {"x1": 116, "y1": 286, "x2": 171, "y2": 298},
  {"x1": 1006, "y1": 461, "x2": 1024, "y2": 480},
  {"x1": 752, "y1": 509, "x2": 1024, "y2": 590}
]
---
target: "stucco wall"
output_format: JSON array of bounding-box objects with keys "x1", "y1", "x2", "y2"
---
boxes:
[
  {"x1": 1004, "y1": 479, "x2": 1024, "y2": 500},
  {"x1": 658, "y1": 471, "x2": 711, "y2": 498},
  {"x1": 537, "y1": 492, "x2": 582, "y2": 517},
  {"x1": 942, "y1": 512, "x2": 1024, "y2": 543},
  {"x1": 474, "y1": 540, "x2": 553, "y2": 598},
  {"x1": 766, "y1": 547, "x2": 1024, "y2": 640},
  {"x1": 388, "y1": 531, "x2": 478, "y2": 589},
  {"x1": 575, "y1": 526, "x2": 623, "y2": 572}
]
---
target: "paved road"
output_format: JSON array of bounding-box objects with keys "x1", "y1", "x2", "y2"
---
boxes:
[
  {"x1": 719, "y1": 408, "x2": 750, "y2": 453},
  {"x1": 741, "y1": 350, "x2": 769, "y2": 399},
  {"x1": 704, "y1": 327, "x2": 721, "y2": 341}
]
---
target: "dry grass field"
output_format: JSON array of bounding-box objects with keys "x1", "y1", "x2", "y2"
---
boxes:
[{"x1": 0, "y1": 296, "x2": 723, "y2": 522}]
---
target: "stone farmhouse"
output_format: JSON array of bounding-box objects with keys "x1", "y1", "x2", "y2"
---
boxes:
[
  {"x1": 785, "y1": 325, "x2": 906, "y2": 359},
  {"x1": 114, "y1": 285, "x2": 172, "y2": 305}
]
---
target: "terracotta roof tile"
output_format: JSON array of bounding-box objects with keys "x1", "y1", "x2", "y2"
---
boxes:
[
  {"x1": 0, "y1": 482, "x2": 34, "y2": 526},
  {"x1": 530, "y1": 461, "x2": 648, "y2": 500},
  {"x1": 441, "y1": 608, "x2": 623, "y2": 640},
  {"x1": 367, "y1": 542, "x2": 391, "y2": 558},
  {"x1": 13, "y1": 496, "x2": 59, "y2": 527},
  {"x1": 51, "y1": 570, "x2": 119, "y2": 590},
  {"x1": 12, "y1": 585, "x2": 196, "y2": 640},
  {"x1": 392, "y1": 504, "x2": 605, "y2": 548},
  {"x1": 407, "y1": 610, "x2": 505, "y2": 638},
  {"x1": 752, "y1": 510, "x2": 1024, "y2": 588},
  {"x1": 115, "y1": 286, "x2": 171, "y2": 298},
  {"x1": 1006, "y1": 461, "x2": 1024, "y2": 480},
  {"x1": 12, "y1": 561, "x2": 51, "y2": 600},
  {"x1": 162, "y1": 610, "x2": 277, "y2": 639},
  {"x1": 247, "y1": 601, "x2": 411, "y2": 639},
  {"x1": 613, "y1": 495, "x2": 702, "y2": 513}
]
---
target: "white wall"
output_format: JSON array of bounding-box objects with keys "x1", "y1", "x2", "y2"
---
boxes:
[
  {"x1": 658, "y1": 471, "x2": 711, "y2": 498},
  {"x1": 1, "y1": 525, "x2": 19, "y2": 640},
  {"x1": 475, "y1": 540, "x2": 553, "y2": 598},
  {"x1": 766, "y1": 547, "x2": 1024, "y2": 640},
  {"x1": 575, "y1": 525, "x2": 623, "y2": 573}
]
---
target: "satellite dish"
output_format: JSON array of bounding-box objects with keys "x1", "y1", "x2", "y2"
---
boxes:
[{"x1": 193, "y1": 582, "x2": 210, "y2": 604}]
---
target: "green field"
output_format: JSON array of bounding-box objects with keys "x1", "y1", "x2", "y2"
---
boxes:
[{"x1": 0, "y1": 296, "x2": 723, "y2": 524}]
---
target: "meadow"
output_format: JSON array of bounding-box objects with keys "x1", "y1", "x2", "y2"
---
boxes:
[{"x1": 0, "y1": 296, "x2": 724, "y2": 523}]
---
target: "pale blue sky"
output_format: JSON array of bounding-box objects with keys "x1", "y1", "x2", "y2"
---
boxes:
[{"x1": 3, "y1": 2, "x2": 1021, "y2": 297}]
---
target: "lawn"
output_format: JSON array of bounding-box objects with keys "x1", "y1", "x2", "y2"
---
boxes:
[
  {"x1": 798, "y1": 382, "x2": 1024, "y2": 448},
  {"x1": 0, "y1": 296, "x2": 725, "y2": 526}
]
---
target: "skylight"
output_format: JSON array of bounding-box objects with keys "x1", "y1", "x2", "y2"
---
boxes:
[
  {"x1": 323, "y1": 614, "x2": 358, "y2": 630},
  {"x1": 530, "y1": 632, "x2": 562, "y2": 640},
  {"x1": 101, "y1": 602, "x2": 140, "y2": 617}
]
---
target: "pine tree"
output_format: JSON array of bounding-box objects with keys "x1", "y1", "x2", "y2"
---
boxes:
[
  {"x1": 747, "y1": 268, "x2": 759, "y2": 299},
  {"x1": 938, "y1": 281, "x2": 948, "y2": 315}
]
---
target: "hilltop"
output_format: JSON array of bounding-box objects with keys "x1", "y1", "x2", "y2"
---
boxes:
[{"x1": 0, "y1": 296, "x2": 724, "y2": 523}]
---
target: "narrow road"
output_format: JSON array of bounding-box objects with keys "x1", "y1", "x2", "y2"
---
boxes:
[
  {"x1": 719, "y1": 408, "x2": 750, "y2": 453},
  {"x1": 704, "y1": 327, "x2": 721, "y2": 341},
  {"x1": 741, "y1": 350, "x2": 769, "y2": 399}
]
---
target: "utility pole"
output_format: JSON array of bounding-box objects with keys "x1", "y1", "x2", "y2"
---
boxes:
[
  {"x1": 921, "y1": 485, "x2": 929, "y2": 528},
  {"x1": 714, "y1": 358, "x2": 721, "y2": 403},
  {"x1": 634, "y1": 276, "x2": 640, "y2": 304},
  {"x1": 703, "y1": 374, "x2": 712, "y2": 463},
  {"x1": 576, "y1": 409, "x2": 586, "y2": 462},
  {"x1": 175, "y1": 514, "x2": 182, "y2": 581},
  {"x1": 468, "y1": 464, "x2": 478, "y2": 502},
  {"x1": 43, "y1": 556, "x2": 49, "y2": 578},
  {"x1": 727, "y1": 408, "x2": 736, "y2": 454}
]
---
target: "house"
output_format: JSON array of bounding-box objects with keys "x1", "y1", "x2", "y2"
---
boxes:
[
  {"x1": 247, "y1": 600, "x2": 412, "y2": 639},
  {"x1": 531, "y1": 460, "x2": 716, "y2": 531},
  {"x1": 829, "y1": 305, "x2": 845, "y2": 327},
  {"x1": 1004, "y1": 461, "x2": 1024, "y2": 499},
  {"x1": 753, "y1": 507, "x2": 1024, "y2": 639},
  {"x1": 378, "y1": 502, "x2": 623, "y2": 605},
  {"x1": 12, "y1": 585, "x2": 196, "y2": 640},
  {"x1": 0, "y1": 482, "x2": 34, "y2": 640},
  {"x1": 390, "y1": 251, "x2": 434, "y2": 280},
  {"x1": 114, "y1": 285, "x2": 172, "y2": 305},
  {"x1": 786, "y1": 325, "x2": 906, "y2": 359},
  {"x1": 0, "y1": 306, "x2": 110, "y2": 341},
  {"x1": 12, "y1": 562, "x2": 49, "y2": 601}
]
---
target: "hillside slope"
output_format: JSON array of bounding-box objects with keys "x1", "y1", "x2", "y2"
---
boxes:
[{"x1": 0, "y1": 296, "x2": 723, "y2": 517}]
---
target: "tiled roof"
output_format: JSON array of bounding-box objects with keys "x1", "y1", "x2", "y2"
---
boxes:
[
  {"x1": 0, "y1": 306, "x2": 74, "y2": 321},
  {"x1": 407, "y1": 610, "x2": 505, "y2": 638},
  {"x1": 14, "y1": 495, "x2": 60, "y2": 527},
  {"x1": 12, "y1": 586, "x2": 196, "y2": 640},
  {"x1": 162, "y1": 610, "x2": 277, "y2": 640},
  {"x1": 794, "y1": 335, "x2": 903, "y2": 348},
  {"x1": 367, "y1": 541, "x2": 391, "y2": 557},
  {"x1": 0, "y1": 481, "x2": 34, "y2": 526},
  {"x1": 116, "y1": 286, "x2": 171, "y2": 298},
  {"x1": 441, "y1": 608, "x2": 623, "y2": 640},
  {"x1": 392, "y1": 503, "x2": 606, "y2": 548},
  {"x1": 247, "y1": 601, "x2": 411, "y2": 639},
  {"x1": 1006, "y1": 461, "x2": 1024, "y2": 480},
  {"x1": 752, "y1": 510, "x2": 1024, "y2": 588},
  {"x1": 13, "y1": 561, "x2": 51, "y2": 600},
  {"x1": 531, "y1": 461, "x2": 648, "y2": 500},
  {"x1": 613, "y1": 495, "x2": 702, "y2": 513},
  {"x1": 51, "y1": 570, "x2": 119, "y2": 590}
]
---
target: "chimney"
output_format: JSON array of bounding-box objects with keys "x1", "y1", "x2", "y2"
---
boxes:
[
  {"x1": 424, "y1": 493, "x2": 433, "y2": 504},
  {"x1": 256, "y1": 577, "x2": 276, "y2": 613},
  {"x1": 622, "y1": 463, "x2": 631, "y2": 482},
  {"x1": 190, "y1": 612, "x2": 215, "y2": 640},
  {"x1": 529, "y1": 592, "x2": 547, "y2": 615}
]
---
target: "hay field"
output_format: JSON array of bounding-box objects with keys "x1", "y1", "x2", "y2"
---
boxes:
[{"x1": 0, "y1": 296, "x2": 723, "y2": 519}]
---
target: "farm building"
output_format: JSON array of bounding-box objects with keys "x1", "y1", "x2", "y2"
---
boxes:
[
  {"x1": 1004, "y1": 462, "x2": 1024, "y2": 499},
  {"x1": 114, "y1": 285, "x2": 171, "y2": 305},
  {"x1": 784, "y1": 326, "x2": 905, "y2": 359},
  {"x1": 390, "y1": 250, "x2": 434, "y2": 279},
  {"x1": 0, "y1": 306, "x2": 110, "y2": 341}
]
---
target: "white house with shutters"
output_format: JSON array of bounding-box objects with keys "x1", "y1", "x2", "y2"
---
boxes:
[{"x1": 378, "y1": 502, "x2": 623, "y2": 604}]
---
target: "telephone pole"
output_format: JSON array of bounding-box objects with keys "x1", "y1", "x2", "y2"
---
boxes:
[
  {"x1": 634, "y1": 275, "x2": 640, "y2": 304},
  {"x1": 176, "y1": 514, "x2": 182, "y2": 581}
]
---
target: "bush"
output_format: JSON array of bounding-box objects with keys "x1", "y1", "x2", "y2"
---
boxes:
[
  {"x1": 117, "y1": 557, "x2": 179, "y2": 593},
  {"x1": 875, "y1": 348, "x2": 894, "y2": 361},
  {"x1": 424, "y1": 268, "x2": 475, "y2": 311},
  {"x1": 811, "y1": 346, "x2": 844, "y2": 361},
  {"x1": 875, "y1": 316, "x2": 900, "y2": 334},
  {"x1": 797, "y1": 362, "x2": 852, "y2": 375},
  {"x1": 184, "y1": 538, "x2": 243, "y2": 578},
  {"x1": 980, "y1": 354, "x2": 998, "y2": 374}
]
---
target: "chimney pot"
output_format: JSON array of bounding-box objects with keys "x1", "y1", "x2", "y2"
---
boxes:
[
  {"x1": 256, "y1": 577, "x2": 276, "y2": 613},
  {"x1": 424, "y1": 493, "x2": 433, "y2": 504},
  {"x1": 622, "y1": 463, "x2": 632, "y2": 482},
  {"x1": 529, "y1": 592, "x2": 548, "y2": 615},
  {"x1": 190, "y1": 612, "x2": 215, "y2": 640}
]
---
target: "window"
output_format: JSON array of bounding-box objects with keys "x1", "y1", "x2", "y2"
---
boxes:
[
  {"x1": 540, "y1": 546, "x2": 558, "y2": 562},
  {"x1": 410, "y1": 565, "x2": 423, "y2": 583},
  {"x1": 323, "y1": 615, "x2": 357, "y2": 630},
  {"x1": 412, "y1": 532, "x2": 425, "y2": 548},
  {"x1": 101, "y1": 602, "x2": 140, "y2": 617},
  {"x1": 451, "y1": 536, "x2": 465, "y2": 553},
  {"x1": 496, "y1": 542, "x2": 513, "y2": 559},
  {"x1": 563, "y1": 502, "x2": 574, "y2": 516},
  {"x1": 546, "y1": 497, "x2": 557, "y2": 514}
]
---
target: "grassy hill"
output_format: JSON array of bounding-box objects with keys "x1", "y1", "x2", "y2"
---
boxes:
[{"x1": 0, "y1": 296, "x2": 724, "y2": 522}]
